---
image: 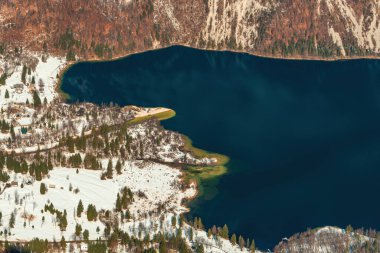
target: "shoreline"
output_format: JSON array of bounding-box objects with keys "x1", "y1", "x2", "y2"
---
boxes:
[
  {"x1": 56, "y1": 64, "x2": 229, "y2": 213},
  {"x1": 56, "y1": 63, "x2": 72, "y2": 101},
  {"x1": 5, "y1": 45, "x2": 379, "y2": 252},
  {"x1": 55, "y1": 43, "x2": 380, "y2": 101},
  {"x1": 56, "y1": 49, "x2": 230, "y2": 172},
  {"x1": 187, "y1": 44, "x2": 380, "y2": 62},
  {"x1": 182, "y1": 135, "x2": 229, "y2": 167}
]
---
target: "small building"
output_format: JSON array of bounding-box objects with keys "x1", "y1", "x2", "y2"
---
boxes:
[
  {"x1": 12, "y1": 83, "x2": 24, "y2": 94},
  {"x1": 20, "y1": 127, "x2": 28, "y2": 135},
  {"x1": 80, "y1": 243, "x2": 88, "y2": 252},
  {"x1": 48, "y1": 184, "x2": 56, "y2": 189},
  {"x1": 10, "y1": 181, "x2": 18, "y2": 187}
]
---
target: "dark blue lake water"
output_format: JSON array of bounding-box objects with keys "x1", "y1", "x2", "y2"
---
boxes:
[{"x1": 61, "y1": 46, "x2": 380, "y2": 249}]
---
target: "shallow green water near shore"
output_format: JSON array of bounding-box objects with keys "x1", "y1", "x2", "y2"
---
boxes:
[{"x1": 61, "y1": 46, "x2": 380, "y2": 249}]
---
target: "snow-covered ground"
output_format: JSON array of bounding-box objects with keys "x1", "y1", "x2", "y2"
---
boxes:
[
  {"x1": 0, "y1": 161, "x2": 195, "y2": 242},
  {"x1": 0, "y1": 54, "x2": 66, "y2": 109},
  {"x1": 0, "y1": 51, "x2": 256, "y2": 252},
  {"x1": 0, "y1": 161, "x2": 256, "y2": 253}
]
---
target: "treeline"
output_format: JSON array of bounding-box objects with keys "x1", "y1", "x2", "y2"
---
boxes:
[
  {"x1": 0, "y1": 152, "x2": 53, "y2": 181},
  {"x1": 191, "y1": 217, "x2": 256, "y2": 252},
  {"x1": 269, "y1": 38, "x2": 343, "y2": 58},
  {"x1": 0, "y1": 119, "x2": 132, "y2": 184},
  {"x1": 0, "y1": 120, "x2": 10, "y2": 132},
  {"x1": 115, "y1": 186, "x2": 133, "y2": 212},
  {"x1": 55, "y1": 28, "x2": 115, "y2": 61},
  {"x1": 266, "y1": 37, "x2": 377, "y2": 58},
  {"x1": 2, "y1": 230, "x2": 199, "y2": 253},
  {"x1": 43, "y1": 202, "x2": 68, "y2": 231},
  {"x1": 62, "y1": 123, "x2": 129, "y2": 159}
]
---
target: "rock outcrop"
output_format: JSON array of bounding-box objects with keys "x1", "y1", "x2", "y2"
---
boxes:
[{"x1": 1, "y1": 0, "x2": 380, "y2": 59}]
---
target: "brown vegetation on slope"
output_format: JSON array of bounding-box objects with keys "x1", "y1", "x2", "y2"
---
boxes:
[{"x1": 1, "y1": 0, "x2": 379, "y2": 60}]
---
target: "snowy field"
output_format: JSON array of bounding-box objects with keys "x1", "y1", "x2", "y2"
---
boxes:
[
  {"x1": 0, "y1": 161, "x2": 254, "y2": 253},
  {"x1": 0, "y1": 161, "x2": 195, "y2": 242},
  {"x1": 0, "y1": 54, "x2": 66, "y2": 109}
]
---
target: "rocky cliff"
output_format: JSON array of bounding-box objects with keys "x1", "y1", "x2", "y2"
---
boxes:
[{"x1": 1, "y1": 0, "x2": 380, "y2": 60}]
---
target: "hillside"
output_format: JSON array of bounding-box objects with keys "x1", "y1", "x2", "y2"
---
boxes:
[{"x1": 1, "y1": 0, "x2": 380, "y2": 60}]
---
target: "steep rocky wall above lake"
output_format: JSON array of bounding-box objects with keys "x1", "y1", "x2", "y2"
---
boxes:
[{"x1": 1, "y1": 0, "x2": 380, "y2": 59}]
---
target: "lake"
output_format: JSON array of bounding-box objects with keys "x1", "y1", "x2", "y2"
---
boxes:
[{"x1": 61, "y1": 46, "x2": 380, "y2": 249}]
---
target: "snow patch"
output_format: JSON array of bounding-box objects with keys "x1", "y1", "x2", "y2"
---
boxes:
[
  {"x1": 202, "y1": 0, "x2": 274, "y2": 49},
  {"x1": 328, "y1": 26, "x2": 346, "y2": 56},
  {"x1": 154, "y1": 0, "x2": 181, "y2": 31},
  {"x1": 0, "y1": 54, "x2": 66, "y2": 110},
  {"x1": 0, "y1": 162, "x2": 195, "y2": 241},
  {"x1": 324, "y1": 0, "x2": 380, "y2": 52}
]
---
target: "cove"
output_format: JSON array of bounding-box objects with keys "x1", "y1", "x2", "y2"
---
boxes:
[{"x1": 61, "y1": 46, "x2": 380, "y2": 249}]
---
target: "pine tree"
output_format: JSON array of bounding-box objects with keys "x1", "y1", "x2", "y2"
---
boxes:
[
  {"x1": 116, "y1": 193, "x2": 122, "y2": 212},
  {"x1": 21, "y1": 65, "x2": 27, "y2": 84},
  {"x1": 239, "y1": 235, "x2": 245, "y2": 249},
  {"x1": 198, "y1": 217, "x2": 204, "y2": 230},
  {"x1": 121, "y1": 187, "x2": 132, "y2": 209},
  {"x1": 115, "y1": 159, "x2": 122, "y2": 174},
  {"x1": 171, "y1": 216, "x2": 177, "y2": 227},
  {"x1": 250, "y1": 239, "x2": 255, "y2": 252},
  {"x1": 66, "y1": 137, "x2": 75, "y2": 153},
  {"x1": 9, "y1": 212, "x2": 15, "y2": 228},
  {"x1": 59, "y1": 213, "x2": 68, "y2": 231},
  {"x1": 159, "y1": 240, "x2": 167, "y2": 253},
  {"x1": 75, "y1": 223, "x2": 82, "y2": 237},
  {"x1": 189, "y1": 227, "x2": 193, "y2": 241},
  {"x1": 33, "y1": 91, "x2": 42, "y2": 107},
  {"x1": 231, "y1": 234, "x2": 237, "y2": 245},
  {"x1": 222, "y1": 224, "x2": 229, "y2": 239},
  {"x1": 10, "y1": 125, "x2": 15, "y2": 140},
  {"x1": 40, "y1": 183, "x2": 47, "y2": 195},
  {"x1": 207, "y1": 228, "x2": 212, "y2": 238},
  {"x1": 0, "y1": 73, "x2": 6, "y2": 86},
  {"x1": 87, "y1": 204, "x2": 97, "y2": 221},
  {"x1": 77, "y1": 200, "x2": 84, "y2": 217},
  {"x1": 196, "y1": 244, "x2": 205, "y2": 253},
  {"x1": 212, "y1": 225, "x2": 217, "y2": 235},
  {"x1": 60, "y1": 236, "x2": 66, "y2": 249},
  {"x1": 83, "y1": 229, "x2": 89, "y2": 241},
  {"x1": 106, "y1": 159, "x2": 113, "y2": 178},
  {"x1": 5, "y1": 89, "x2": 9, "y2": 99}
]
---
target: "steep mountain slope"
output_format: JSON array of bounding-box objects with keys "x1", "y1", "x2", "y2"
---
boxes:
[{"x1": 1, "y1": 0, "x2": 380, "y2": 59}]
